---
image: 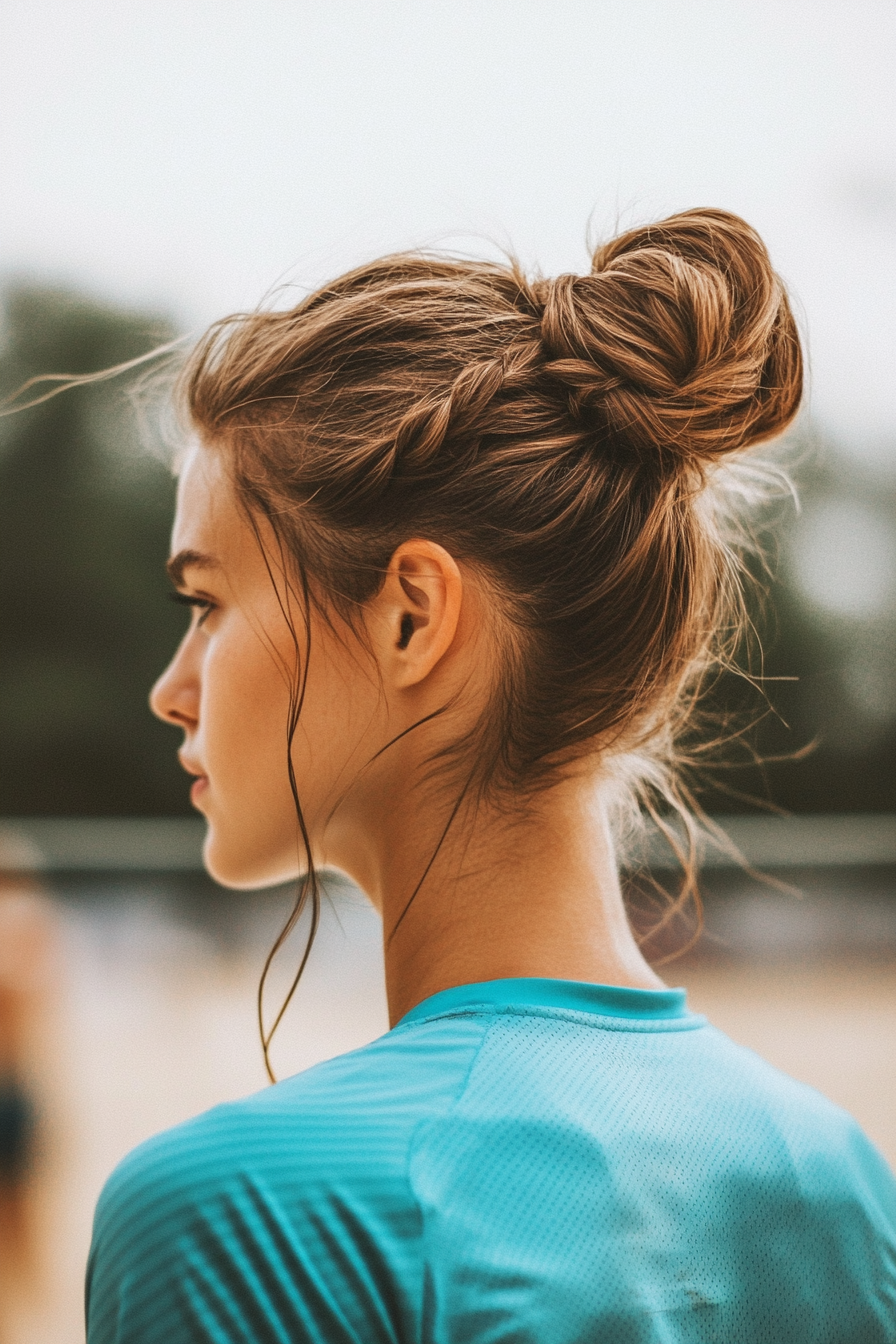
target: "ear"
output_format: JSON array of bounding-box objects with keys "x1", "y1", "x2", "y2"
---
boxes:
[{"x1": 368, "y1": 539, "x2": 463, "y2": 690}]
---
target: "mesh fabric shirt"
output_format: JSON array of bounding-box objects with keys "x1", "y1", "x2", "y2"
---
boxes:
[{"x1": 86, "y1": 978, "x2": 896, "y2": 1342}]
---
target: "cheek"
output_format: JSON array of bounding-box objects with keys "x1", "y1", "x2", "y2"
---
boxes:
[
  {"x1": 194, "y1": 615, "x2": 381, "y2": 887},
  {"x1": 205, "y1": 639, "x2": 290, "y2": 782},
  {"x1": 199, "y1": 631, "x2": 299, "y2": 885},
  {"x1": 288, "y1": 636, "x2": 385, "y2": 816}
]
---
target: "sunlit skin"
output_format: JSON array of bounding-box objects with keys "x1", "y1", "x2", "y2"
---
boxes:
[{"x1": 151, "y1": 443, "x2": 664, "y2": 1025}]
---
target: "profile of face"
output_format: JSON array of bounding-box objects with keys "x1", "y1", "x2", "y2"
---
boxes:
[{"x1": 150, "y1": 443, "x2": 476, "y2": 897}]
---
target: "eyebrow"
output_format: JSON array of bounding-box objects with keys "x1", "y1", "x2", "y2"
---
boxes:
[{"x1": 165, "y1": 549, "x2": 221, "y2": 589}]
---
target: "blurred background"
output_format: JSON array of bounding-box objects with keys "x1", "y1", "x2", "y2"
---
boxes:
[{"x1": 0, "y1": 2, "x2": 894, "y2": 1340}]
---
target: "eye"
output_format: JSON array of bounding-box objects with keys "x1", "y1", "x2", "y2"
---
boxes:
[{"x1": 169, "y1": 591, "x2": 215, "y2": 627}]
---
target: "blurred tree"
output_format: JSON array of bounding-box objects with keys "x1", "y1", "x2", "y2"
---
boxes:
[
  {"x1": 0, "y1": 285, "x2": 191, "y2": 815},
  {"x1": 694, "y1": 437, "x2": 896, "y2": 816}
]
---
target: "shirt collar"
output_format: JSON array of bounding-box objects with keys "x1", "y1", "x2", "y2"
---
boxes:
[{"x1": 397, "y1": 976, "x2": 690, "y2": 1027}]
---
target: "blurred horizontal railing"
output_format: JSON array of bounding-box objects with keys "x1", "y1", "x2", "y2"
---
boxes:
[
  {"x1": 634, "y1": 813, "x2": 896, "y2": 871},
  {"x1": 0, "y1": 817, "x2": 208, "y2": 872},
  {"x1": 0, "y1": 814, "x2": 893, "y2": 874}
]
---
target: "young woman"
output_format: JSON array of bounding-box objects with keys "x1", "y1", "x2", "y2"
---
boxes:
[{"x1": 86, "y1": 210, "x2": 896, "y2": 1342}]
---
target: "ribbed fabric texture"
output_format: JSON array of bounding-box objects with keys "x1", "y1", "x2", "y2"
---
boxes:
[{"x1": 86, "y1": 979, "x2": 896, "y2": 1343}]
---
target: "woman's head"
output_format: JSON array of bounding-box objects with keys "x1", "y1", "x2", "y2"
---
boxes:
[
  {"x1": 153, "y1": 207, "x2": 802, "y2": 892},
  {"x1": 151, "y1": 442, "x2": 491, "y2": 891}
]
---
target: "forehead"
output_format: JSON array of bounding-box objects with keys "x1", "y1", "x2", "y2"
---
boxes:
[
  {"x1": 171, "y1": 442, "x2": 232, "y2": 549},
  {"x1": 169, "y1": 442, "x2": 271, "y2": 591}
]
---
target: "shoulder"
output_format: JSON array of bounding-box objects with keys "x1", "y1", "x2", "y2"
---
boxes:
[
  {"x1": 87, "y1": 1014, "x2": 493, "y2": 1343},
  {"x1": 91, "y1": 1011, "x2": 492, "y2": 1261}
]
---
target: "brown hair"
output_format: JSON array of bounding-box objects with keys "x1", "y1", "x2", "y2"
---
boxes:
[{"x1": 182, "y1": 208, "x2": 802, "y2": 1070}]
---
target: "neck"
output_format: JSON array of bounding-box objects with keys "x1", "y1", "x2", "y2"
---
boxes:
[{"x1": 336, "y1": 770, "x2": 665, "y2": 1027}]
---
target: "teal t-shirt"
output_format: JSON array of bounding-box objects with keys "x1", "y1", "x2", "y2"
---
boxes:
[{"x1": 86, "y1": 978, "x2": 896, "y2": 1342}]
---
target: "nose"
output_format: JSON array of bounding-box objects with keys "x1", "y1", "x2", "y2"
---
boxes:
[{"x1": 149, "y1": 636, "x2": 200, "y2": 731}]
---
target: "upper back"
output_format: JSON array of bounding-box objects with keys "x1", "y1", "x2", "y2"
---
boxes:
[{"x1": 87, "y1": 980, "x2": 896, "y2": 1344}]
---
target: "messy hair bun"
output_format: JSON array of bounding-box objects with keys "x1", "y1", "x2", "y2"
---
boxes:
[
  {"x1": 539, "y1": 209, "x2": 801, "y2": 474},
  {"x1": 185, "y1": 208, "x2": 802, "y2": 960}
]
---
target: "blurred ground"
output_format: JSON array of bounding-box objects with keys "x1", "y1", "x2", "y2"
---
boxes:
[{"x1": 4, "y1": 877, "x2": 896, "y2": 1344}]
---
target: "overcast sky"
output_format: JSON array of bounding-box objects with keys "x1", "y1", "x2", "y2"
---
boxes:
[{"x1": 2, "y1": 0, "x2": 894, "y2": 463}]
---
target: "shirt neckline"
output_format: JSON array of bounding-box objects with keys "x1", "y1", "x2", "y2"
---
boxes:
[{"x1": 397, "y1": 976, "x2": 690, "y2": 1027}]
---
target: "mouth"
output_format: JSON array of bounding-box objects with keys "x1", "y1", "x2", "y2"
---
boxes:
[{"x1": 178, "y1": 754, "x2": 209, "y2": 807}]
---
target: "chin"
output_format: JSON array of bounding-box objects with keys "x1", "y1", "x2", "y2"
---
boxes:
[{"x1": 202, "y1": 825, "x2": 303, "y2": 891}]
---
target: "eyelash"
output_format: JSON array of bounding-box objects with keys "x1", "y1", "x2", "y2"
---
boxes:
[{"x1": 170, "y1": 592, "x2": 215, "y2": 626}]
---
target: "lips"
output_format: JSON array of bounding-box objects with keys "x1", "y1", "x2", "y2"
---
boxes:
[{"x1": 178, "y1": 754, "x2": 209, "y2": 806}]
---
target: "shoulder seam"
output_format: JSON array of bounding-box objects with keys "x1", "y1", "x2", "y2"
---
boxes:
[{"x1": 404, "y1": 1013, "x2": 497, "y2": 1341}]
